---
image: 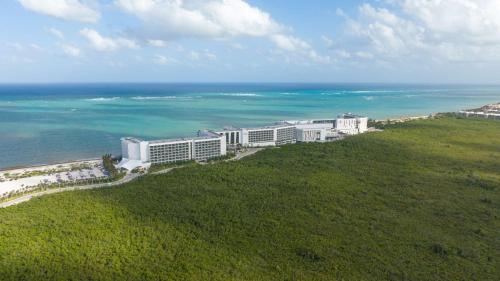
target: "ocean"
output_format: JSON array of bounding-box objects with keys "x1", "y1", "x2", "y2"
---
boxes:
[{"x1": 1, "y1": 83, "x2": 499, "y2": 169}]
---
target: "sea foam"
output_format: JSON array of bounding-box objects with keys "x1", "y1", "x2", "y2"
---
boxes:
[
  {"x1": 85, "y1": 97, "x2": 120, "y2": 102},
  {"x1": 131, "y1": 96, "x2": 192, "y2": 100},
  {"x1": 219, "y1": 93, "x2": 262, "y2": 97}
]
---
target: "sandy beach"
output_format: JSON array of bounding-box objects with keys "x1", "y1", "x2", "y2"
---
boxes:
[{"x1": 0, "y1": 159, "x2": 108, "y2": 197}]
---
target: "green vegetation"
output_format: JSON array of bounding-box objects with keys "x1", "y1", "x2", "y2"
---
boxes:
[
  {"x1": 0, "y1": 117, "x2": 499, "y2": 280},
  {"x1": 102, "y1": 154, "x2": 124, "y2": 180},
  {"x1": 207, "y1": 152, "x2": 236, "y2": 162},
  {"x1": 0, "y1": 175, "x2": 120, "y2": 204},
  {"x1": 148, "y1": 160, "x2": 197, "y2": 173}
]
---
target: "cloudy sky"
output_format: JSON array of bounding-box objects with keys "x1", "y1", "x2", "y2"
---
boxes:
[{"x1": 1, "y1": 0, "x2": 500, "y2": 83}]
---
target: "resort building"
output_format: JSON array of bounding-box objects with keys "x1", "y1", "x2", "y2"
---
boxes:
[
  {"x1": 335, "y1": 114, "x2": 368, "y2": 135},
  {"x1": 118, "y1": 113, "x2": 368, "y2": 170},
  {"x1": 284, "y1": 120, "x2": 346, "y2": 142},
  {"x1": 217, "y1": 124, "x2": 296, "y2": 148},
  {"x1": 118, "y1": 132, "x2": 226, "y2": 170},
  {"x1": 219, "y1": 128, "x2": 242, "y2": 147},
  {"x1": 284, "y1": 114, "x2": 368, "y2": 137},
  {"x1": 458, "y1": 111, "x2": 500, "y2": 120}
]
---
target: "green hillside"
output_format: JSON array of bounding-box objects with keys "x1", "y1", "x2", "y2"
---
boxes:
[{"x1": 0, "y1": 116, "x2": 499, "y2": 281}]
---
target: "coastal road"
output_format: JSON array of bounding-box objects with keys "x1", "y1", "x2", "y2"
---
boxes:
[
  {"x1": 227, "y1": 148, "x2": 264, "y2": 161},
  {"x1": 152, "y1": 167, "x2": 178, "y2": 175},
  {"x1": 0, "y1": 173, "x2": 140, "y2": 209}
]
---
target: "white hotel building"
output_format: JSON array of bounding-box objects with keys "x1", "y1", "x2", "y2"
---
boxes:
[
  {"x1": 118, "y1": 131, "x2": 226, "y2": 170},
  {"x1": 285, "y1": 113, "x2": 368, "y2": 142},
  {"x1": 217, "y1": 124, "x2": 296, "y2": 148},
  {"x1": 118, "y1": 113, "x2": 368, "y2": 170},
  {"x1": 334, "y1": 114, "x2": 368, "y2": 135}
]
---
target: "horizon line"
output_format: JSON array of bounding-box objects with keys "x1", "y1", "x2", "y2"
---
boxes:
[{"x1": 1, "y1": 82, "x2": 500, "y2": 86}]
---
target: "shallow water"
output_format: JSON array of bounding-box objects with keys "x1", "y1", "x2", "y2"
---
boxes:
[{"x1": 1, "y1": 83, "x2": 499, "y2": 168}]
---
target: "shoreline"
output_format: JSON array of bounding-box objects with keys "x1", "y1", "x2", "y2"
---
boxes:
[
  {"x1": 0, "y1": 158, "x2": 101, "y2": 173},
  {"x1": 0, "y1": 158, "x2": 106, "y2": 199},
  {"x1": 1, "y1": 102, "x2": 498, "y2": 172}
]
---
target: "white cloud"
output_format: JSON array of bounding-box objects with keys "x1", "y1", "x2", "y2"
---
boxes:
[
  {"x1": 46, "y1": 27, "x2": 64, "y2": 39},
  {"x1": 230, "y1": 42, "x2": 245, "y2": 50},
  {"x1": 270, "y1": 34, "x2": 310, "y2": 52},
  {"x1": 356, "y1": 51, "x2": 374, "y2": 59},
  {"x1": 8, "y1": 43, "x2": 24, "y2": 51},
  {"x1": 342, "y1": 1, "x2": 500, "y2": 62},
  {"x1": 18, "y1": 0, "x2": 100, "y2": 23},
  {"x1": 153, "y1": 54, "x2": 171, "y2": 65},
  {"x1": 188, "y1": 51, "x2": 200, "y2": 60},
  {"x1": 6, "y1": 42, "x2": 42, "y2": 52},
  {"x1": 352, "y1": 4, "x2": 425, "y2": 56},
  {"x1": 115, "y1": 0, "x2": 328, "y2": 63},
  {"x1": 402, "y1": 0, "x2": 500, "y2": 44},
  {"x1": 189, "y1": 50, "x2": 217, "y2": 61},
  {"x1": 307, "y1": 50, "x2": 331, "y2": 65},
  {"x1": 29, "y1": 43, "x2": 42, "y2": 51},
  {"x1": 115, "y1": 0, "x2": 281, "y2": 39},
  {"x1": 335, "y1": 50, "x2": 351, "y2": 59},
  {"x1": 321, "y1": 36, "x2": 334, "y2": 48},
  {"x1": 59, "y1": 43, "x2": 81, "y2": 57},
  {"x1": 148, "y1": 39, "x2": 168, "y2": 48},
  {"x1": 7, "y1": 55, "x2": 35, "y2": 64},
  {"x1": 80, "y1": 28, "x2": 139, "y2": 51},
  {"x1": 205, "y1": 51, "x2": 217, "y2": 61},
  {"x1": 269, "y1": 34, "x2": 331, "y2": 64}
]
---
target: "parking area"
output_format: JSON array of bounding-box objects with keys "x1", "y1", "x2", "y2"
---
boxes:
[{"x1": 1, "y1": 162, "x2": 109, "y2": 197}]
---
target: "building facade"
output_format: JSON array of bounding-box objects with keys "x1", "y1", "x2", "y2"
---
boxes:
[
  {"x1": 149, "y1": 139, "x2": 192, "y2": 164},
  {"x1": 119, "y1": 113, "x2": 369, "y2": 170},
  {"x1": 458, "y1": 111, "x2": 500, "y2": 120},
  {"x1": 218, "y1": 124, "x2": 297, "y2": 148},
  {"x1": 220, "y1": 129, "x2": 242, "y2": 147},
  {"x1": 118, "y1": 132, "x2": 226, "y2": 170},
  {"x1": 335, "y1": 114, "x2": 368, "y2": 135}
]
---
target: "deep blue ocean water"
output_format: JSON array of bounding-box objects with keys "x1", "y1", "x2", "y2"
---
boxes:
[{"x1": 1, "y1": 83, "x2": 499, "y2": 169}]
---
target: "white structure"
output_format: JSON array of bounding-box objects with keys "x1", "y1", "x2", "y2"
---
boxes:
[
  {"x1": 217, "y1": 124, "x2": 296, "y2": 148},
  {"x1": 119, "y1": 137, "x2": 150, "y2": 170},
  {"x1": 335, "y1": 113, "x2": 368, "y2": 135},
  {"x1": 119, "y1": 113, "x2": 369, "y2": 170},
  {"x1": 219, "y1": 127, "x2": 242, "y2": 147},
  {"x1": 118, "y1": 132, "x2": 226, "y2": 170},
  {"x1": 284, "y1": 113, "x2": 369, "y2": 141},
  {"x1": 458, "y1": 111, "x2": 500, "y2": 120},
  {"x1": 287, "y1": 121, "x2": 333, "y2": 142}
]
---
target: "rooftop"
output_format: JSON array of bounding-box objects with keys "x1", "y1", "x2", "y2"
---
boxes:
[
  {"x1": 121, "y1": 137, "x2": 143, "y2": 143},
  {"x1": 149, "y1": 135, "x2": 222, "y2": 145},
  {"x1": 338, "y1": 113, "x2": 367, "y2": 119}
]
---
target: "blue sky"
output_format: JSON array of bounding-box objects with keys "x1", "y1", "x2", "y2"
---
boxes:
[{"x1": 1, "y1": 0, "x2": 500, "y2": 83}]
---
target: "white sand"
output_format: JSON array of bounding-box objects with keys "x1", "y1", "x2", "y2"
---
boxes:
[{"x1": 0, "y1": 160, "x2": 108, "y2": 197}]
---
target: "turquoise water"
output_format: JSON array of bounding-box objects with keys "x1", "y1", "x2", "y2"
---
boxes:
[{"x1": 1, "y1": 83, "x2": 499, "y2": 169}]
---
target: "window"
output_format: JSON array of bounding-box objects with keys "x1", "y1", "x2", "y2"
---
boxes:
[
  {"x1": 248, "y1": 130, "x2": 274, "y2": 143},
  {"x1": 149, "y1": 142, "x2": 190, "y2": 164},
  {"x1": 194, "y1": 140, "x2": 221, "y2": 161}
]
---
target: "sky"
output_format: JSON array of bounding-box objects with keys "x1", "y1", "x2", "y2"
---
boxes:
[{"x1": 1, "y1": 0, "x2": 500, "y2": 83}]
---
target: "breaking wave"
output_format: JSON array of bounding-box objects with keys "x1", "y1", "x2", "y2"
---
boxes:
[
  {"x1": 85, "y1": 97, "x2": 120, "y2": 101},
  {"x1": 320, "y1": 92, "x2": 343, "y2": 96},
  {"x1": 219, "y1": 93, "x2": 262, "y2": 97},
  {"x1": 131, "y1": 96, "x2": 193, "y2": 100}
]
